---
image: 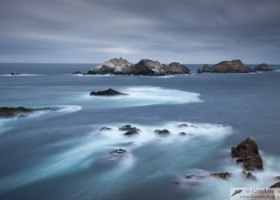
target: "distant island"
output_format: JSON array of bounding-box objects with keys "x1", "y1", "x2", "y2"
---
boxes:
[
  {"x1": 75, "y1": 58, "x2": 273, "y2": 76},
  {"x1": 87, "y1": 57, "x2": 190, "y2": 76}
]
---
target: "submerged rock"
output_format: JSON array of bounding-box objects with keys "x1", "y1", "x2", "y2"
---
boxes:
[
  {"x1": 109, "y1": 149, "x2": 127, "y2": 158},
  {"x1": 90, "y1": 88, "x2": 127, "y2": 96},
  {"x1": 0, "y1": 107, "x2": 60, "y2": 118},
  {"x1": 185, "y1": 172, "x2": 231, "y2": 181},
  {"x1": 231, "y1": 137, "x2": 263, "y2": 171},
  {"x1": 72, "y1": 71, "x2": 83, "y2": 75},
  {"x1": 11, "y1": 72, "x2": 20, "y2": 75},
  {"x1": 254, "y1": 63, "x2": 273, "y2": 72},
  {"x1": 242, "y1": 170, "x2": 256, "y2": 180},
  {"x1": 154, "y1": 129, "x2": 170, "y2": 136},
  {"x1": 100, "y1": 127, "x2": 112, "y2": 131}
]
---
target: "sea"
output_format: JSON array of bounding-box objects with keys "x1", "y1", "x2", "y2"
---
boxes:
[{"x1": 0, "y1": 63, "x2": 280, "y2": 200}]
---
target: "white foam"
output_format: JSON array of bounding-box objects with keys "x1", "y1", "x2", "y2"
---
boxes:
[
  {"x1": 81, "y1": 86, "x2": 203, "y2": 107},
  {"x1": 0, "y1": 121, "x2": 231, "y2": 192},
  {"x1": 1, "y1": 74, "x2": 42, "y2": 76}
]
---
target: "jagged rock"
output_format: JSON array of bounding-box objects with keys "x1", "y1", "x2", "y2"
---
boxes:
[
  {"x1": 154, "y1": 129, "x2": 170, "y2": 135},
  {"x1": 0, "y1": 107, "x2": 60, "y2": 118},
  {"x1": 87, "y1": 58, "x2": 191, "y2": 76},
  {"x1": 242, "y1": 170, "x2": 257, "y2": 180},
  {"x1": 186, "y1": 172, "x2": 231, "y2": 180},
  {"x1": 198, "y1": 60, "x2": 254, "y2": 73},
  {"x1": 132, "y1": 59, "x2": 167, "y2": 75},
  {"x1": 119, "y1": 125, "x2": 140, "y2": 136},
  {"x1": 100, "y1": 127, "x2": 112, "y2": 131},
  {"x1": 109, "y1": 149, "x2": 127, "y2": 158},
  {"x1": 211, "y1": 59, "x2": 253, "y2": 73},
  {"x1": 198, "y1": 64, "x2": 212, "y2": 73},
  {"x1": 254, "y1": 63, "x2": 273, "y2": 72},
  {"x1": 87, "y1": 57, "x2": 133, "y2": 75},
  {"x1": 211, "y1": 172, "x2": 231, "y2": 179},
  {"x1": 270, "y1": 182, "x2": 280, "y2": 188},
  {"x1": 90, "y1": 88, "x2": 127, "y2": 96},
  {"x1": 165, "y1": 62, "x2": 190, "y2": 74},
  {"x1": 231, "y1": 137, "x2": 263, "y2": 171},
  {"x1": 178, "y1": 123, "x2": 189, "y2": 127}
]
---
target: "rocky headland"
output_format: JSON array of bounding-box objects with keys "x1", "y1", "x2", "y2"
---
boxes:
[
  {"x1": 0, "y1": 107, "x2": 60, "y2": 118},
  {"x1": 87, "y1": 57, "x2": 190, "y2": 76}
]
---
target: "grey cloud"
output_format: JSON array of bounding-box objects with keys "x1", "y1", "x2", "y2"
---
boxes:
[{"x1": 0, "y1": 0, "x2": 279, "y2": 63}]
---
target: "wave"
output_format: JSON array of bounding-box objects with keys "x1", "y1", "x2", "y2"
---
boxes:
[
  {"x1": 1, "y1": 74, "x2": 43, "y2": 77},
  {"x1": 0, "y1": 121, "x2": 231, "y2": 192},
  {"x1": 79, "y1": 86, "x2": 203, "y2": 108}
]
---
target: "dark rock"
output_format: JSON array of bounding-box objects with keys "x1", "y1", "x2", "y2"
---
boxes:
[
  {"x1": 178, "y1": 123, "x2": 189, "y2": 128},
  {"x1": 186, "y1": 172, "x2": 231, "y2": 180},
  {"x1": 211, "y1": 59, "x2": 253, "y2": 73},
  {"x1": 72, "y1": 71, "x2": 83, "y2": 75},
  {"x1": 270, "y1": 182, "x2": 280, "y2": 188},
  {"x1": 180, "y1": 132, "x2": 187, "y2": 136},
  {"x1": 198, "y1": 64, "x2": 212, "y2": 73},
  {"x1": 211, "y1": 172, "x2": 231, "y2": 180},
  {"x1": 254, "y1": 63, "x2": 273, "y2": 72},
  {"x1": 109, "y1": 149, "x2": 127, "y2": 158},
  {"x1": 242, "y1": 170, "x2": 257, "y2": 180},
  {"x1": 154, "y1": 129, "x2": 170, "y2": 135},
  {"x1": 0, "y1": 107, "x2": 60, "y2": 118},
  {"x1": 231, "y1": 137, "x2": 263, "y2": 171},
  {"x1": 165, "y1": 62, "x2": 190, "y2": 74},
  {"x1": 11, "y1": 72, "x2": 20, "y2": 75},
  {"x1": 275, "y1": 176, "x2": 280, "y2": 180},
  {"x1": 119, "y1": 125, "x2": 140, "y2": 136},
  {"x1": 100, "y1": 127, "x2": 112, "y2": 131},
  {"x1": 132, "y1": 59, "x2": 166, "y2": 76},
  {"x1": 124, "y1": 129, "x2": 139, "y2": 136},
  {"x1": 90, "y1": 88, "x2": 127, "y2": 96}
]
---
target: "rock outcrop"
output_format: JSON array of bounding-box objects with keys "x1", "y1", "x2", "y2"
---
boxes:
[
  {"x1": 270, "y1": 182, "x2": 280, "y2": 188},
  {"x1": 154, "y1": 129, "x2": 170, "y2": 136},
  {"x1": 231, "y1": 137, "x2": 263, "y2": 171},
  {"x1": 198, "y1": 60, "x2": 254, "y2": 73},
  {"x1": 87, "y1": 57, "x2": 133, "y2": 75},
  {"x1": 119, "y1": 125, "x2": 140, "y2": 136},
  {"x1": 185, "y1": 172, "x2": 231, "y2": 181},
  {"x1": 165, "y1": 62, "x2": 190, "y2": 74},
  {"x1": 87, "y1": 57, "x2": 190, "y2": 76},
  {"x1": 0, "y1": 107, "x2": 60, "y2": 118},
  {"x1": 197, "y1": 64, "x2": 212, "y2": 73},
  {"x1": 254, "y1": 63, "x2": 273, "y2": 72},
  {"x1": 109, "y1": 149, "x2": 127, "y2": 158},
  {"x1": 90, "y1": 88, "x2": 127, "y2": 96}
]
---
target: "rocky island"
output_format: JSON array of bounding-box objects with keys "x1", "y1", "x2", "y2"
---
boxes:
[
  {"x1": 198, "y1": 59, "x2": 273, "y2": 73},
  {"x1": 87, "y1": 57, "x2": 190, "y2": 76}
]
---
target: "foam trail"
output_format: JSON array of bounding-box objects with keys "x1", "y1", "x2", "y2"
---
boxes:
[
  {"x1": 80, "y1": 86, "x2": 203, "y2": 108},
  {"x1": 0, "y1": 121, "x2": 231, "y2": 192},
  {"x1": 1, "y1": 74, "x2": 42, "y2": 76}
]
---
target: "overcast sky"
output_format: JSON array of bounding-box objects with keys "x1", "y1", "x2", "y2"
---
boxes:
[{"x1": 0, "y1": 0, "x2": 279, "y2": 64}]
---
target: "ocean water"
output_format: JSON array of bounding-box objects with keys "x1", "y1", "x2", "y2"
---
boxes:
[{"x1": 0, "y1": 63, "x2": 280, "y2": 200}]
